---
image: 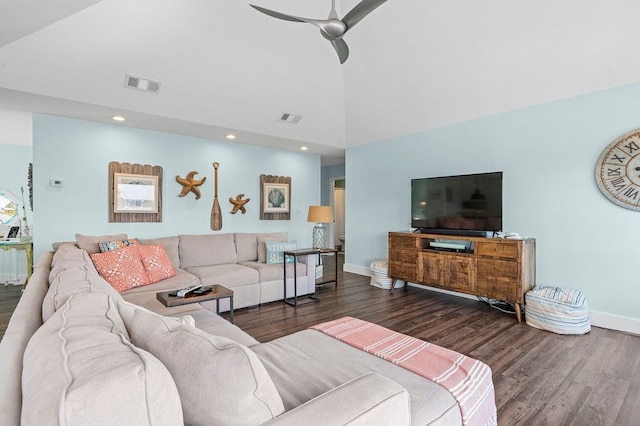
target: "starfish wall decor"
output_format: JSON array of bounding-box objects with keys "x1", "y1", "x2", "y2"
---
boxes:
[
  {"x1": 176, "y1": 171, "x2": 206, "y2": 199},
  {"x1": 229, "y1": 194, "x2": 250, "y2": 214}
]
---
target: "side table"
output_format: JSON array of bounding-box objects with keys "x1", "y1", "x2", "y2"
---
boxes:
[
  {"x1": 0, "y1": 237, "x2": 33, "y2": 286},
  {"x1": 156, "y1": 284, "x2": 234, "y2": 323},
  {"x1": 283, "y1": 248, "x2": 338, "y2": 306}
]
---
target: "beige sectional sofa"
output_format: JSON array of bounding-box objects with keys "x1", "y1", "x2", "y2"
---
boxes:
[
  {"x1": 75, "y1": 231, "x2": 317, "y2": 312},
  {"x1": 0, "y1": 234, "x2": 493, "y2": 425}
]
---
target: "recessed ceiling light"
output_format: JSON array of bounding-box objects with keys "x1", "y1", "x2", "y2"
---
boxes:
[
  {"x1": 226, "y1": 134, "x2": 236, "y2": 140},
  {"x1": 300, "y1": 146, "x2": 308, "y2": 151},
  {"x1": 111, "y1": 115, "x2": 126, "y2": 122}
]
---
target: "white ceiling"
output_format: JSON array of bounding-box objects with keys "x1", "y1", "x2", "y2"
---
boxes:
[{"x1": 1, "y1": 0, "x2": 640, "y2": 165}]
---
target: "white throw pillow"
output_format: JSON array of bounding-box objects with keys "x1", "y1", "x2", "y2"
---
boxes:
[{"x1": 122, "y1": 305, "x2": 285, "y2": 425}]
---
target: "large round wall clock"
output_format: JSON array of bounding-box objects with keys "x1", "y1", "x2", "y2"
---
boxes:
[{"x1": 595, "y1": 128, "x2": 640, "y2": 211}]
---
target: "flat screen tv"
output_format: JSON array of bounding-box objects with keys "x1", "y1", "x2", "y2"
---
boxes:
[{"x1": 411, "y1": 172, "x2": 503, "y2": 236}]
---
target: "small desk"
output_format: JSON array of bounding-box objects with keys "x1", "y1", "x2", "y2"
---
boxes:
[
  {"x1": 156, "y1": 284, "x2": 234, "y2": 323},
  {"x1": 0, "y1": 237, "x2": 33, "y2": 285},
  {"x1": 283, "y1": 248, "x2": 338, "y2": 306}
]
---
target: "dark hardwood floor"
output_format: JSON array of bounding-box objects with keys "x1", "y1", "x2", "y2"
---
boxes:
[{"x1": 2, "y1": 253, "x2": 639, "y2": 425}]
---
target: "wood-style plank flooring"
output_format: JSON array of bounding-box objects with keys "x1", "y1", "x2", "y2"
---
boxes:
[{"x1": 1, "y1": 253, "x2": 639, "y2": 425}]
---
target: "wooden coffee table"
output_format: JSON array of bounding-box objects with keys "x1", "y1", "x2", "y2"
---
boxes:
[{"x1": 156, "y1": 284, "x2": 234, "y2": 323}]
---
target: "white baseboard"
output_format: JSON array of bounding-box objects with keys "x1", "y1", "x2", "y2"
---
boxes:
[
  {"x1": 343, "y1": 265, "x2": 640, "y2": 335},
  {"x1": 343, "y1": 263, "x2": 371, "y2": 276},
  {"x1": 589, "y1": 311, "x2": 640, "y2": 335}
]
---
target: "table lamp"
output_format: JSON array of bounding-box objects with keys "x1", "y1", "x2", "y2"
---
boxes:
[{"x1": 307, "y1": 206, "x2": 333, "y2": 249}]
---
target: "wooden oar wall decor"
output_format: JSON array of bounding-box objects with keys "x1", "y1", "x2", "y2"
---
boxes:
[{"x1": 211, "y1": 162, "x2": 222, "y2": 230}]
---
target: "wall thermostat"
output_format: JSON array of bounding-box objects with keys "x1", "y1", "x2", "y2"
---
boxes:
[{"x1": 50, "y1": 179, "x2": 65, "y2": 187}]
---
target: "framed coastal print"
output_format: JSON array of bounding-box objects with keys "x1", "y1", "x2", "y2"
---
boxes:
[
  {"x1": 259, "y1": 174, "x2": 291, "y2": 220},
  {"x1": 114, "y1": 173, "x2": 159, "y2": 213},
  {"x1": 263, "y1": 182, "x2": 289, "y2": 213}
]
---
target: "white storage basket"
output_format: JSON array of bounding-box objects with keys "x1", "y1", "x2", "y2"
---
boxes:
[{"x1": 369, "y1": 259, "x2": 403, "y2": 289}]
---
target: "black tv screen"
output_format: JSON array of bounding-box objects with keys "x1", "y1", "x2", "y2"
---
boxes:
[{"x1": 411, "y1": 172, "x2": 503, "y2": 233}]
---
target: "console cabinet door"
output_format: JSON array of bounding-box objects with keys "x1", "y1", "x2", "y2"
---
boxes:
[
  {"x1": 422, "y1": 252, "x2": 476, "y2": 292},
  {"x1": 446, "y1": 255, "x2": 477, "y2": 293},
  {"x1": 421, "y1": 252, "x2": 443, "y2": 286},
  {"x1": 389, "y1": 234, "x2": 418, "y2": 282}
]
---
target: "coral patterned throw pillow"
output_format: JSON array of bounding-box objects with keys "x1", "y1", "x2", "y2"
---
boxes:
[
  {"x1": 138, "y1": 244, "x2": 176, "y2": 283},
  {"x1": 90, "y1": 244, "x2": 151, "y2": 292}
]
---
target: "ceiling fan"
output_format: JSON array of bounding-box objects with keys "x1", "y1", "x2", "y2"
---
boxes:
[{"x1": 249, "y1": 0, "x2": 388, "y2": 64}]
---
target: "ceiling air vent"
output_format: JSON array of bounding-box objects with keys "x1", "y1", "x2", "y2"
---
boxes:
[
  {"x1": 124, "y1": 74, "x2": 161, "y2": 94},
  {"x1": 280, "y1": 113, "x2": 302, "y2": 124}
]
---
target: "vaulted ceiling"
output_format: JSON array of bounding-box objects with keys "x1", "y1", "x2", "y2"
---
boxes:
[{"x1": 1, "y1": 0, "x2": 639, "y2": 165}]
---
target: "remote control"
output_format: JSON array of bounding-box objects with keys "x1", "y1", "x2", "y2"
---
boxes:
[
  {"x1": 192, "y1": 286, "x2": 212, "y2": 295},
  {"x1": 176, "y1": 284, "x2": 202, "y2": 297}
]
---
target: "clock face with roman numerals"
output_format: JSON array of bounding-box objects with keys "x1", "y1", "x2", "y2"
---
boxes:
[{"x1": 595, "y1": 129, "x2": 640, "y2": 211}]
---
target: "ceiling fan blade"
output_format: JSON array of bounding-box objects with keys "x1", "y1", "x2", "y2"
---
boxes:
[
  {"x1": 342, "y1": 0, "x2": 388, "y2": 30},
  {"x1": 330, "y1": 38, "x2": 349, "y2": 64},
  {"x1": 249, "y1": 4, "x2": 306, "y2": 23},
  {"x1": 250, "y1": 4, "x2": 344, "y2": 38}
]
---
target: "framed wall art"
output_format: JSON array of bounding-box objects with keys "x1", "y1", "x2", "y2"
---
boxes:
[
  {"x1": 109, "y1": 161, "x2": 163, "y2": 222},
  {"x1": 260, "y1": 174, "x2": 291, "y2": 220},
  {"x1": 114, "y1": 173, "x2": 159, "y2": 213}
]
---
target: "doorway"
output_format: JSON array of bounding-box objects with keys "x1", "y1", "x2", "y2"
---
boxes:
[{"x1": 330, "y1": 178, "x2": 345, "y2": 252}]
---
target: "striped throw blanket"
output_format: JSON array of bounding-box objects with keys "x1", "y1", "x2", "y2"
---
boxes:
[{"x1": 310, "y1": 317, "x2": 497, "y2": 426}]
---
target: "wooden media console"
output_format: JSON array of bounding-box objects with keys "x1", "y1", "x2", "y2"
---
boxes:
[{"x1": 388, "y1": 232, "x2": 536, "y2": 322}]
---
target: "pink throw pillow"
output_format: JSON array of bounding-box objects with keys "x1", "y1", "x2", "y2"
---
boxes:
[
  {"x1": 90, "y1": 244, "x2": 151, "y2": 292},
  {"x1": 139, "y1": 244, "x2": 176, "y2": 284}
]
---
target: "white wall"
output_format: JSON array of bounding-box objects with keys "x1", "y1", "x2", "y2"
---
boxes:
[
  {"x1": 345, "y1": 81, "x2": 640, "y2": 334},
  {"x1": 32, "y1": 115, "x2": 321, "y2": 260}
]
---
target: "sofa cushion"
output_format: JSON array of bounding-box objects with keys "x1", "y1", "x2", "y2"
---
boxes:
[
  {"x1": 179, "y1": 233, "x2": 238, "y2": 268},
  {"x1": 22, "y1": 293, "x2": 184, "y2": 425},
  {"x1": 138, "y1": 236, "x2": 180, "y2": 269},
  {"x1": 50, "y1": 243, "x2": 95, "y2": 270},
  {"x1": 235, "y1": 233, "x2": 259, "y2": 262},
  {"x1": 75, "y1": 233, "x2": 128, "y2": 254},
  {"x1": 43, "y1": 267, "x2": 122, "y2": 322},
  {"x1": 117, "y1": 298, "x2": 195, "y2": 328},
  {"x1": 257, "y1": 233, "x2": 288, "y2": 263},
  {"x1": 240, "y1": 261, "x2": 308, "y2": 282},
  {"x1": 265, "y1": 240, "x2": 297, "y2": 264},
  {"x1": 90, "y1": 244, "x2": 151, "y2": 292},
  {"x1": 185, "y1": 263, "x2": 259, "y2": 287},
  {"x1": 252, "y1": 330, "x2": 461, "y2": 425},
  {"x1": 123, "y1": 303, "x2": 285, "y2": 425},
  {"x1": 121, "y1": 268, "x2": 199, "y2": 295},
  {"x1": 0, "y1": 253, "x2": 52, "y2": 426},
  {"x1": 138, "y1": 244, "x2": 176, "y2": 283},
  {"x1": 187, "y1": 309, "x2": 260, "y2": 347},
  {"x1": 122, "y1": 290, "x2": 206, "y2": 317}
]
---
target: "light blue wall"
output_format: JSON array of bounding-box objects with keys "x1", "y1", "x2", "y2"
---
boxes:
[
  {"x1": 346, "y1": 81, "x2": 640, "y2": 324},
  {"x1": 32, "y1": 115, "x2": 321, "y2": 259},
  {"x1": 0, "y1": 144, "x2": 32, "y2": 229},
  {"x1": 321, "y1": 163, "x2": 345, "y2": 205}
]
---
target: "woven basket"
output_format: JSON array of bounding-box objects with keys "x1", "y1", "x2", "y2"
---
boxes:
[{"x1": 369, "y1": 259, "x2": 403, "y2": 289}]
